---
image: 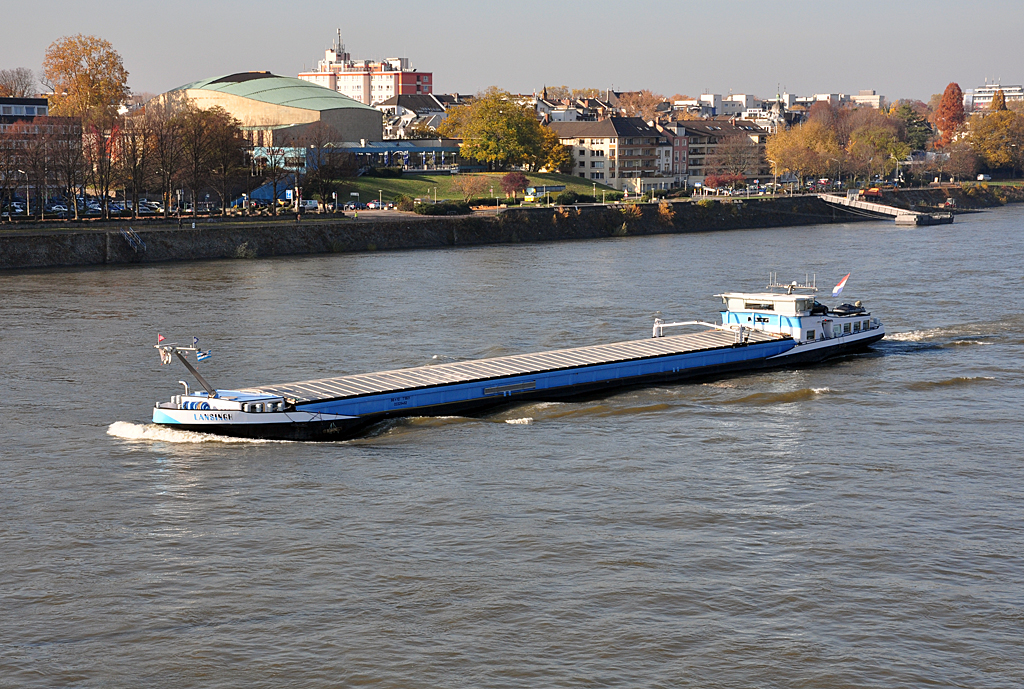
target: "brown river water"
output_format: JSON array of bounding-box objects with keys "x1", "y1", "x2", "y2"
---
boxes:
[{"x1": 2, "y1": 207, "x2": 1022, "y2": 687}]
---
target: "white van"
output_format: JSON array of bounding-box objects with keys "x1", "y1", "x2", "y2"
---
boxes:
[{"x1": 297, "y1": 199, "x2": 320, "y2": 212}]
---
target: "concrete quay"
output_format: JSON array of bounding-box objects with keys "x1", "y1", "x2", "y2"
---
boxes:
[{"x1": 0, "y1": 194, "x2": 941, "y2": 272}]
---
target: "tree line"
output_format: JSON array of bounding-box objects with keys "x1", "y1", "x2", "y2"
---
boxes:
[
  {"x1": 1, "y1": 34, "x2": 258, "y2": 220},
  {"x1": 767, "y1": 83, "x2": 1024, "y2": 185}
]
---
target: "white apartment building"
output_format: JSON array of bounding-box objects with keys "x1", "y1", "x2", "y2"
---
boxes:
[
  {"x1": 548, "y1": 117, "x2": 675, "y2": 193},
  {"x1": 673, "y1": 93, "x2": 763, "y2": 117},
  {"x1": 850, "y1": 90, "x2": 885, "y2": 109},
  {"x1": 298, "y1": 31, "x2": 432, "y2": 106},
  {"x1": 789, "y1": 91, "x2": 885, "y2": 109},
  {"x1": 964, "y1": 83, "x2": 1024, "y2": 110}
]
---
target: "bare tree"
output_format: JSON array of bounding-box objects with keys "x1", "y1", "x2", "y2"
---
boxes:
[
  {"x1": 298, "y1": 122, "x2": 345, "y2": 208},
  {"x1": 147, "y1": 99, "x2": 184, "y2": 217},
  {"x1": 116, "y1": 113, "x2": 151, "y2": 218},
  {"x1": 49, "y1": 117, "x2": 84, "y2": 219},
  {"x1": 0, "y1": 123, "x2": 25, "y2": 221},
  {"x1": 255, "y1": 142, "x2": 290, "y2": 215},
  {"x1": 450, "y1": 174, "x2": 489, "y2": 202},
  {"x1": 177, "y1": 104, "x2": 214, "y2": 216},
  {"x1": 207, "y1": 108, "x2": 246, "y2": 214},
  {"x1": 82, "y1": 112, "x2": 121, "y2": 219},
  {"x1": 618, "y1": 90, "x2": 669, "y2": 120},
  {"x1": 945, "y1": 141, "x2": 979, "y2": 182},
  {"x1": 706, "y1": 134, "x2": 763, "y2": 178},
  {"x1": 0, "y1": 67, "x2": 36, "y2": 97},
  {"x1": 22, "y1": 121, "x2": 50, "y2": 219}
]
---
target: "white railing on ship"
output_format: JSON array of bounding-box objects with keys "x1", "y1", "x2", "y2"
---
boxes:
[{"x1": 653, "y1": 319, "x2": 748, "y2": 343}]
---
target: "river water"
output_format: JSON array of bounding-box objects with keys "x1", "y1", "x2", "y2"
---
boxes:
[{"x1": 2, "y1": 206, "x2": 1023, "y2": 687}]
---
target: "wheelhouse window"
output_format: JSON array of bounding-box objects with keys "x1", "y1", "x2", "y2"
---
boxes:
[
  {"x1": 744, "y1": 302, "x2": 774, "y2": 311},
  {"x1": 806, "y1": 330, "x2": 815, "y2": 341},
  {"x1": 862, "y1": 320, "x2": 870, "y2": 330},
  {"x1": 843, "y1": 323, "x2": 852, "y2": 334}
]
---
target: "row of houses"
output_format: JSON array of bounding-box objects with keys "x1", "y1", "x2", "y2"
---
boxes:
[
  {"x1": 369, "y1": 91, "x2": 771, "y2": 192},
  {"x1": 373, "y1": 87, "x2": 878, "y2": 141},
  {"x1": 547, "y1": 117, "x2": 770, "y2": 193}
]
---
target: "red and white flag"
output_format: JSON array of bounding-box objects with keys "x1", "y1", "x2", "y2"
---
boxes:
[
  {"x1": 832, "y1": 273, "x2": 851, "y2": 297},
  {"x1": 157, "y1": 334, "x2": 166, "y2": 343}
]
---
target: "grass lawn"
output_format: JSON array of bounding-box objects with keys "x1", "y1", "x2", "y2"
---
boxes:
[{"x1": 340, "y1": 172, "x2": 616, "y2": 203}]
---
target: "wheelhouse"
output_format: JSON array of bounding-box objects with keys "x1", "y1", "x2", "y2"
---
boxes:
[{"x1": 719, "y1": 291, "x2": 880, "y2": 344}]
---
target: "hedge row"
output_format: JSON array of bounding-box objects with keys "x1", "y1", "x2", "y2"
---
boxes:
[{"x1": 412, "y1": 201, "x2": 472, "y2": 216}]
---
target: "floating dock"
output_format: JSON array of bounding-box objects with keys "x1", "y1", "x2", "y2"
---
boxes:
[{"x1": 818, "y1": 193, "x2": 954, "y2": 225}]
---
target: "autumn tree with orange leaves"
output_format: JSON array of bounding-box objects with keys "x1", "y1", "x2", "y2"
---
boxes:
[
  {"x1": 42, "y1": 34, "x2": 130, "y2": 121},
  {"x1": 42, "y1": 35, "x2": 130, "y2": 218},
  {"x1": 934, "y1": 83, "x2": 966, "y2": 148}
]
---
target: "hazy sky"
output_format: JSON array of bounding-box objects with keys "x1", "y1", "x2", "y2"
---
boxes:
[{"x1": 2, "y1": 0, "x2": 1021, "y2": 102}]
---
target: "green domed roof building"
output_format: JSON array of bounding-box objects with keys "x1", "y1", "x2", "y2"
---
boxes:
[{"x1": 164, "y1": 71, "x2": 382, "y2": 144}]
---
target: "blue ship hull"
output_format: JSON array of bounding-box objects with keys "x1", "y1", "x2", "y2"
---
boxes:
[{"x1": 166, "y1": 334, "x2": 795, "y2": 441}]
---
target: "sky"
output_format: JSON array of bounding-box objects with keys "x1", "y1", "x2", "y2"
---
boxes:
[{"x1": 2, "y1": 0, "x2": 1022, "y2": 103}]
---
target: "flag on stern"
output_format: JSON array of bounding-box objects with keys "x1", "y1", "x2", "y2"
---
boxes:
[
  {"x1": 832, "y1": 273, "x2": 851, "y2": 297},
  {"x1": 197, "y1": 350, "x2": 212, "y2": 361},
  {"x1": 157, "y1": 334, "x2": 165, "y2": 343}
]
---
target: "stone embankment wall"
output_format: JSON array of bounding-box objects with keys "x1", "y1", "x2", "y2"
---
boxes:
[{"x1": 0, "y1": 195, "x2": 908, "y2": 272}]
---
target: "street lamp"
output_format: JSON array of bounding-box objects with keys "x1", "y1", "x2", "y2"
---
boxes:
[
  {"x1": 379, "y1": 189, "x2": 383, "y2": 208},
  {"x1": 593, "y1": 182, "x2": 596, "y2": 200},
  {"x1": 767, "y1": 159, "x2": 778, "y2": 195},
  {"x1": 16, "y1": 169, "x2": 28, "y2": 220},
  {"x1": 828, "y1": 158, "x2": 842, "y2": 191}
]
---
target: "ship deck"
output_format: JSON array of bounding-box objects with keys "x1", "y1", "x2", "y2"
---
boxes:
[{"x1": 242, "y1": 329, "x2": 790, "y2": 405}]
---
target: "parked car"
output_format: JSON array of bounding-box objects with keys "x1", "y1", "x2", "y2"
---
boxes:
[{"x1": 978, "y1": 174, "x2": 992, "y2": 181}]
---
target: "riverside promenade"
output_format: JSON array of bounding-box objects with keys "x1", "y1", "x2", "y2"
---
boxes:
[
  {"x1": 1, "y1": 186, "x2": 1009, "y2": 271},
  {"x1": 0, "y1": 196, "x2": 860, "y2": 271}
]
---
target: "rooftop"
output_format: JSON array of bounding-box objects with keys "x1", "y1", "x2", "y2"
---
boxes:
[
  {"x1": 548, "y1": 117, "x2": 659, "y2": 139},
  {"x1": 377, "y1": 94, "x2": 447, "y2": 113},
  {"x1": 174, "y1": 72, "x2": 377, "y2": 112}
]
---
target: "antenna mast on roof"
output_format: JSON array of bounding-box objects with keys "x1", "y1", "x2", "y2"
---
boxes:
[{"x1": 767, "y1": 272, "x2": 817, "y2": 293}]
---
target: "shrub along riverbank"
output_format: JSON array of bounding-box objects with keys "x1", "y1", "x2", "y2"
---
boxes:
[{"x1": 339, "y1": 171, "x2": 613, "y2": 205}]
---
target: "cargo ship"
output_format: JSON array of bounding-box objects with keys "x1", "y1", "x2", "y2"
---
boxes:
[{"x1": 151, "y1": 276, "x2": 883, "y2": 441}]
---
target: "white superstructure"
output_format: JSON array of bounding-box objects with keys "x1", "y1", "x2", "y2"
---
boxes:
[{"x1": 716, "y1": 274, "x2": 884, "y2": 359}]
